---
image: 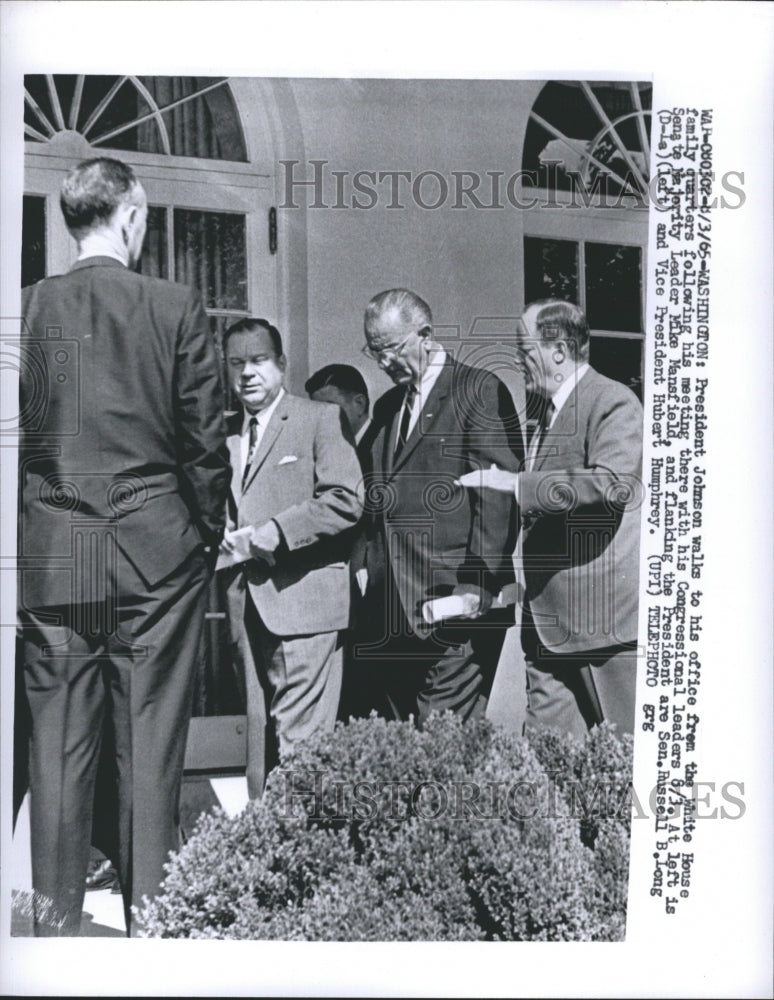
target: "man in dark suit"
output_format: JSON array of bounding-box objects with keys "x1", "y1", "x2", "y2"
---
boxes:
[
  {"x1": 222, "y1": 320, "x2": 363, "y2": 798},
  {"x1": 305, "y1": 363, "x2": 378, "y2": 718},
  {"x1": 305, "y1": 363, "x2": 374, "y2": 459},
  {"x1": 458, "y1": 299, "x2": 642, "y2": 737},
  {"x1": 17, "y1": 157, "x2": 230, "y2": 934},
  {"x1": 358, "y1": 288, "x2": 523, "y2": 723}
]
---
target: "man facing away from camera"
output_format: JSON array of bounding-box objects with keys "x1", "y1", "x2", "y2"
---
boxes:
[
  {"x1": 458, "y1": 299, "x2": 643, "y2": 737},
  {"x1": 358, "y1": 288, "x2": 524, "y2": 723},
  {"x1": 221, "y1": 319, "x2": 363, "y2": 797},
  {"x1": 18, "y1": 157, "x2": 230, "y2": 934}
]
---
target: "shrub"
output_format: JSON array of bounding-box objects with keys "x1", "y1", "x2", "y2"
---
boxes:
[{"x1": 137, "y1": 714, "x2": 633, "y2": 941}]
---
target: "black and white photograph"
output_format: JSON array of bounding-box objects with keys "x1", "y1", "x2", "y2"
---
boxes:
[{"x1": 1, "y1": 2, "x2": 771, "y2": 997}]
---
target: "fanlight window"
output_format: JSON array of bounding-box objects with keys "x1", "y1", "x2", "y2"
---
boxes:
[
  {"x1": 24, "y1": 74, "x2": 247, "y2": 161},
  {"x1": 522, "y1": 81, "x2": 652, "y2": 203}
]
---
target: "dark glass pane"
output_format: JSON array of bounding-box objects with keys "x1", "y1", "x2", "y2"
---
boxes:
[
  {"x1": 24, "y1": 75, "x2": 55, "y2": 140},
  {"x1": 589, "y1": 335, "x2": 644, "y2": 401},
  {"x1": 585, "y1": 242, "x2": 642, "y2": 332},
  {"x1": 174, "y1": 209, "x2": 247, "y2": 311},
  {"x1": 22, "y1": 196, "x2": 46, "y2": 287},
  {"x1": 524, "y1": 236, "x2": 578, "y2": 304},
  {"x1": 89, "y1": 78, "x2": 154, "y2": 152},
  {"x1": 138, "y1": 206, "x2": 169, "y2": 279},
  {"x1": 209, "y1": 314, "x2": 246, "y2": 413},
  {"x1": 140, "y1": 77, "x2": 247, "y2": 161}
]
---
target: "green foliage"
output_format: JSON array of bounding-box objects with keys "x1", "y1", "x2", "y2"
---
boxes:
[{"x1": 137, "y1": 714, "x2": 633, "y2": 941}]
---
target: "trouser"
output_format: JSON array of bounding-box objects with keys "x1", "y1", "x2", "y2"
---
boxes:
[
  {"x1": 354, "y1": 580, "x2": 507, "y2": 725},
  {"x1": 232, "y1": 588, "x2": 343, "y2": 799},
  {"x1": 521, "y1": 606, "x2": 637, "y2": 739},
  {"x1": 20, "y1": 547, "x2": 209, "y2": 935}
]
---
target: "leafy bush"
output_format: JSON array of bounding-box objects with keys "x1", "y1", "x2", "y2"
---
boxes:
[{"x1": 137, "y1": 714, "x2": 633, "y2": 941}]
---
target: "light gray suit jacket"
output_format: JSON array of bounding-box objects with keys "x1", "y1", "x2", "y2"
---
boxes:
[
  {"x1": 225, "y1": 393, "x2": 364, "y2": 636},
  {"x1": 519, "y1": 367, "x2": 643, "y2": 654}
]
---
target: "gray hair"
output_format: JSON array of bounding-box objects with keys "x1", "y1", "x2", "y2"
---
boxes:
[
  {"x1": 60, "y1": 157, "x2": 144, "y2": 236},
  {"x1": 364, "y1": 288, "x2": 433, "y2": 333}
]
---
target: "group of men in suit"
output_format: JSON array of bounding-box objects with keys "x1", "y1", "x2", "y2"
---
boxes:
[{"x1": 16, "y1": 155, "x2": 643, "y2": 936}]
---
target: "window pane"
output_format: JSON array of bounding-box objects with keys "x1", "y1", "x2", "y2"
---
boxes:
[
  {"x1": 585, "y1": 242, "x2": 642, "y2": 332},
  {"x1": 174, "y1": 209, "x2": 247, "y2": 311},
  {"x1": 209, "y1": 314, "x2": 246, "y2": 412},
  {"x1": 589, "y1": 335, "x2": 643, "y2": 401},
  {"x1": 138, "y1": 206, "x2": 169, "y2": 279},
  {"x1": 524, "y1": 236, "x2": 579, "y2": 304},
  {"x1": 22, "y1": 195, "x2": 46, "y2": 287}
]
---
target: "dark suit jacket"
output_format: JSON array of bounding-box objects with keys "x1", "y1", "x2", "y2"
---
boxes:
[
  {"x1": 364, "y1": 357, "x2": 524, "y2": 633},
  {"x1": 519, "y1": 367, "x2": 643, "y2": 654},
  {"x1": 225, "y1": 394, "x2": 364, "y2": 636},
  {"x1": 19, "y1": 256, "x2": 230, "y2": 609}
]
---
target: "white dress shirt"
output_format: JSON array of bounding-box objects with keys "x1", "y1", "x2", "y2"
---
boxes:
[
  {"x1": 395, "y1": 348, "x2": 447, "y2": 452},
  {"x1": 240, "y1": 387, "x2": 285, "y2": 474},
  {"x1": 355, "y1": 417, "x2": 372, "y2": 446}
]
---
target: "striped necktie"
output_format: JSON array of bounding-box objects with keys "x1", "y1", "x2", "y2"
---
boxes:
[
  {"x1": 242, "y1": 415, "x2": 258, "y2": 488},
  {"x1": 528, "y1": 398, "x2": 555, "y2": 471}
]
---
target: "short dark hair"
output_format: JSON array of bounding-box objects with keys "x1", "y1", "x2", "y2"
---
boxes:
[
  {"x1": 304, "y1": 364, "x2": 370, "y2": 408},
  {"x1": 223, "y1": 317, "x2": 284, "y2": 357},
  {"x1": 530, "y1": 299, "x2": 590, "y2": 362},
  {"x1": 60, "y1": 157, "x2": 142, "y2": 235}
]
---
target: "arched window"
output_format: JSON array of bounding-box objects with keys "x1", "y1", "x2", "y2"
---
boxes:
[
  {"x1": 520, "y1": 81, "x2": 652, "y2": 399},
  {"x1": 24, "y1": 74, "x2": 247, "y2": 160}
]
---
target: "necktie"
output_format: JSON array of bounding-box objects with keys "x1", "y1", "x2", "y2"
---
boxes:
[
  {"x1": 394, "y1": 385, "x2": 417, "y2": 458},
  {"x1": 528, "y1": 399, "x2": 554, "y2": 471},
  {"x1": 242, "y1": 416, "x2": 258, "y2": 488}
]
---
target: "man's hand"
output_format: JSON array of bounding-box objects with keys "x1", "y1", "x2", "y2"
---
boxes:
[
  {"x1": 456, "y1": 463, "x2": 519, "y2": 493},
  {"x1": 219, "y1": 527, "x2": 238, "y2": 555},
  {"x1": 250, "y1": 520, "x2": 281, "y2": 566},
  {"x1": 451, "y1": 583, "x2": 493, "y2": 619}
]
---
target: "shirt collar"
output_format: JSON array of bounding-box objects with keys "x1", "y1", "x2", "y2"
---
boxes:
[
  {"x1": 549, "y1": 363, "x2": 589, "y2": 423},
  {"x1": 412, "y1": 347, "x2": 447, "y2": 401},
  {"x1": 355, "y1": 417, "x2": 372, "y2": 445},
  {"x1": 242, "y1": 387, "x2": 285, "y2": 434}
]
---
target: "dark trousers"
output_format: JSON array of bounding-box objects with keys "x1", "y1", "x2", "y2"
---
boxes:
[
  {"x1": 521, "y1": 605, "x2": 637, "y2": 738},
  {"x1": 355, "y1": 584, "x2": 506, "y2": 724},
  {"x1": 19, "y1": 548, "x2": 209, "y2": 935}
]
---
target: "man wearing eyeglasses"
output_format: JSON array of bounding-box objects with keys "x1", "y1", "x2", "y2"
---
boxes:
[{"x1": 357, "y1": 288, "x2": 524, "y2": 723}]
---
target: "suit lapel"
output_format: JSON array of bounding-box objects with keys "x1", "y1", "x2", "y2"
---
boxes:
[
  {"x1": 388, "y1": 359, "x2": 452, "y2": 476},
  {"x1": 241, "y1": 394, "x2": 290, "y2": 494},
  {"x1": 533, "y1": 368, "x2": 595, "y2": 470}
]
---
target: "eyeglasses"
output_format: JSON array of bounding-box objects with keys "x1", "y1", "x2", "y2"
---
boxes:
[{"x1": 361, "y1": 331, "x2": 414, "y2": 365}]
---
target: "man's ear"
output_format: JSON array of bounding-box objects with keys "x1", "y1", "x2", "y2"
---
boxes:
[
  {"x1": 354, "y1": 392, "x2": 368, "y2": 416},
  {"x1": 278, "y1": 353, "x2": 288, "y2": 372}
]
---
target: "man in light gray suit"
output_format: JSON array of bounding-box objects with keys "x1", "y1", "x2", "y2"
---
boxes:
[
  {"x1": 221, "y1": 319, "x2": 363, "y2": 797},
  {"x1": 459, "y1": 300, "x2": 642, "y2": 737}
]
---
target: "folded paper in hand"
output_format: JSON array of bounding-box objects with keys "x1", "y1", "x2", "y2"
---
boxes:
[
  {"x1": 421, "y1": 583, "x2": 521, "y2": 625},
  {"x1": 215, "y1": 526, "x2": 255, "y2": 571}
]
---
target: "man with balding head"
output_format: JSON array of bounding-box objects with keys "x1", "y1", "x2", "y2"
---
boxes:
[
  {"x1": 18, "y1": 157, "x2": 230, "y2": 934},
  {"x1": 359, "y1": 288, "x2": 524, "y2": 723},
  {"x1": 458, "y1": 299, "x2": 642, "y2": 737}
]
